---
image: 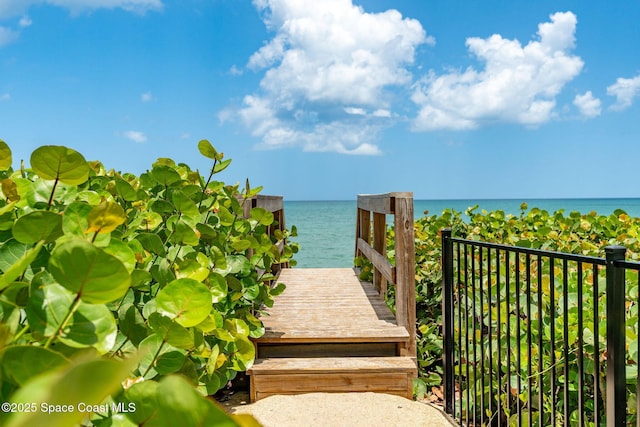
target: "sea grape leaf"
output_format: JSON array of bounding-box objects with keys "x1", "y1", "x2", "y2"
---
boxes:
[
  {"x1": 151, "y1": 166, "x2": 182, "y2": 187},
  {"x1": 59, "y1": 302, "x2": 118, "y2": 354},
  {"x1": 114, "y1": 178, "x2": 137, "y2": 201},
  {"x1": 29, "y1": 145, "x2": 90, "y2": 185},
  {"x1": 138, "y1": 334, "x2": 186, "y2": 378},
  {"x1": 25, "y1": 283, "x2": 75, "y2": 339},
  {"x1": 12, "y1": 211, "x2": 63, "y2": 244},
  {"x1": 118, "y1": 303, "x2": 148, "y2": 346},
  {"x1": 138, "y1": 211, "x2": 162, "y2": 231},
  {"x1": 175, "y1": 258, "x2": 209, "y2": 282},
  {"x1": 6, "y1": 357, "x2": 136, "y2": 427},
  {"x1": 120, "y1": 380, "x2": 159, "y2": 425},
  {"x1": 213, "y1": 158, "x2": 232, "y2": 173},
  {"x1": 87, "y1": 199, "x2": 126, "y2": 234},
  {"x1": 219, "y1": 255, "x2": 251, "y2": 277},
  {"x1": 122, "y1": 375, "x2": 240, "y2": 427},
  {"x1": 48, "y1": 239, "x2": 131, "y2": 304},
  {"x1": 103, "y1": 239, "x2": 136, "y2": 273},
  {"x1": 231, "y1": 335, "x2": 255, "y2": 371},
  {"x1": 0, "y1": 241, "x2": 43, "y2": 291},
  {"x1": 0, "y1": 139, "x2": 11, "y2": 170},
  {"x1": 1, "y1": 346, "x2": 68, "y2": 386},
  {"x1": 62, "y1": 201, "x2": 92, "y2": 238},
  {"x1": 172, "y1": 190, "x2": 199, "y2": 217},
  {"x1": 148, "y1": 313, "x2": 195, "y2": 349},
  {"x1": 156, "y1": 278, "x2": 212, "y2": 327},
  {"x1": 170, "y1": 221, "x2": 199, "y2": 246},
  {"x1": 197, "y1": 139, "x2": 220, "y2": 161},
  {"x1": 249, "y1": 207, "x2": 274, "y2": 226},
  {"x1": 209, "y1": 273, "x2": 228, "y2": 303},
  {"x1": 135, "y1": 232, "x2": 166, "y2": 256}
]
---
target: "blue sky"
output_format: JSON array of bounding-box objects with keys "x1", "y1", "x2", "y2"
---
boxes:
[{"x1": 1, "y1": 0, "x2": 639, "y2": 200}]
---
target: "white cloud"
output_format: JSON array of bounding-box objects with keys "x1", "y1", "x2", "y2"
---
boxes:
[
  {"x1": 0, "y1": 26, "x2": 19, "y2": 47},
  {"x1": 141, "y1": 91, "x2": 153, "y2": 102},
  {"x1": 123, "y1": 130, "x2": 147, "y2": 143},
  {"x1": 573, "y1": 91, "x2": 601, "y2": 118},
  {"x1": 0, "y1": 0, "x2": 163, "y2": 19},
  {"x1": 229, "y1": 65, "x2": 243, "y2": 76},
  {"x1": 235, "y1": 0, "x2": 430, "y2": 155},
  {"x1": 344, "y1": 107, "x2": 366, "y2": 116},
  {"x1": 607, "y1": 75, "x2": 640, "y2": 111},
  {"x1": 412, "y1": 11, "x2": 584, "y2": 131},
  {"x1": 0, "y1": 93, "x2": 10, "y2": 101},
  {"x1": 19, "y1": 16, "x2": 32, "y2": 27},
  {"x1": 372, "y1": 109, "x2": 392, "y2": 118}
]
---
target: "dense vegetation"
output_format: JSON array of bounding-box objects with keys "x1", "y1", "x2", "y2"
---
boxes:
[
  {"x1": 0, "y1": 139, "x2": 297, "y2": 426},
  {"x1": 406, "y1": 204, "x2": 640, "y2": 423}
]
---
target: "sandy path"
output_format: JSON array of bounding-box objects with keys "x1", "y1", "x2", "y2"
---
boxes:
[{"x1": 223, "y1": 392, "x2": 454, "y2": 427}]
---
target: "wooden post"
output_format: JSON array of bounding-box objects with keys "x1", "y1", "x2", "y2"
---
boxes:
[{"x1": 392, "y1": 193, "x2": 416, "y2": 358}]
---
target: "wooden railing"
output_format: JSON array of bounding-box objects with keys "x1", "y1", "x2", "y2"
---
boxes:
[{"x1": 355, "y1": 192, "x2": 416, "y2": 357}]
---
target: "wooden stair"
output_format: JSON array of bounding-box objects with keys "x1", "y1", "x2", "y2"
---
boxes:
[{"x1": 248, "y1": 268, "x2": 417, "y2": 402}]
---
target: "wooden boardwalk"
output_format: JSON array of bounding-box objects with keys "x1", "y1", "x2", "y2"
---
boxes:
[
  {"x1": 248, "y1": 268, "x2": 417, "y2": 401},
  {"x1": 246, "y1": 193, "x2": 419, "y2": 402}
]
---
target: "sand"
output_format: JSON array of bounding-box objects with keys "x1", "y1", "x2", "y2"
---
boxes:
[{"x1": 223, "y1": 392, "x2": 455, "y2": 427}]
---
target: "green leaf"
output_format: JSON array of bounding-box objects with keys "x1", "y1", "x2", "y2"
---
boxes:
[
  {"x1": 136, "y1": 232, "x2": 166, "y2": 256},
  {"x1": 59, "y1": 302, "x2": 117, "y2": 353},
  {"x1": 118, "y1": 303, "x2": 148, "y2": 346},
  {"x1": 120, "y1": 380, "x2": 160, "y2": 425},
  {"x1": 30, "y1": 145, "x2": 90, "y2": 185},
  {"x1": 172, "y1": 190, "x2": 199, "y2": 217},
  {"x1": 115, "y1": 178, "x2": 137, "y2": 201},
  {"x1": 25, "y1": 283, "x2": 72, "y2": 338},
  {"x1": 12, "y1": 211, "x2": 63, "y2": 243},
  {"x1": 124, "y1": 375, "x2": 239, "y2": 427},
  {"x1": 0, "y1": 241, "x2": 43, "y2": 291},
  {"x1": 250, "y1": 207, "x2": 274, "y2": 226},
  {"x1": 213, "y1": 158, "x2": 232, "y2": 173},
  {"x1": 151, "y1": 166, "x2": 182, "y2": 187},
  {"x1": 1, "y1": 346, "x2": 67, "y2": 386},
  {"x1": 48, "y1": 239, "x2": 131, "y2": 304},
  {"x1": 6, "y1": 357, "x2": 136, "y2": 427},
  {"x1": 148, "y1": 313, "x2": 195, "y2": 349},
  {"x1": 62, "y1": 202, "x2": 92, "y2": 238},
  {"x1": 0, "y1": 139, "x2": 11, "y2": 170},
  {"x1": 231, "y1": 335, "x2": 255, "y2": 371},
  {"x1": 104, "y1": 239, "x2": 137, "y2": 273},
  {"x1": 87, "y1": 199, "x2": 126, "y2": 234},
  {"x1": 218, "y1": 255, "x2": 251, "y2": 277},
  {"x1": 138, "y1": 334, "x2": 186, "y2": 377},
  {"x1": 197, "y1": 139, "x2": 220, "y2": 160},
  {"x1": 170, "y1": 221, "x2": 199, "y2": 246},
  {"x1": 156, "y1": 278, "x2": 212, "y2": 327},
  {"x1": 209, "y1": 273, "x2": 228, "y2": 303}
]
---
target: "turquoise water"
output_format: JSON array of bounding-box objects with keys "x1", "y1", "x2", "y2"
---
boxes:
[{"x1": 285, "y1": 198, "x2": 640, "y2": 268}]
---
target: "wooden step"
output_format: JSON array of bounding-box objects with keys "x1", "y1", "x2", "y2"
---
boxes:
[
  {"x1": 257, "y1": 342, "x2": 399, "y2": 358},
  {"x1": 247, "y1": 357, "x2": 417, "y2": 402}
]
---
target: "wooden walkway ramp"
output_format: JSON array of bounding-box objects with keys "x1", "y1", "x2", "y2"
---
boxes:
[{"x1": 247, "y1": 193, "x2": 417, "y2": 402}]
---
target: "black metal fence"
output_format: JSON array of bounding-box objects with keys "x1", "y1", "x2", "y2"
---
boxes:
[{"x1": 441, "y1": 228, "x2": 640, "y2": 426}]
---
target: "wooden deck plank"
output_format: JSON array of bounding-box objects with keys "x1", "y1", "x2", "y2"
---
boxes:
[
  {"x1": 255, "y1": 268, "x2": 409, "y2": 343},
  {"x1": 248, "y1": 357, "x2": 416, "y2": 400}
]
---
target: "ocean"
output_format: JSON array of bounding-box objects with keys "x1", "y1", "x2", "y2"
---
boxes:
[{"x1": 284, "y1": 198, "x2": 640, "y2": 268}]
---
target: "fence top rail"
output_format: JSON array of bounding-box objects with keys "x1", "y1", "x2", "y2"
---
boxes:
[
  {"x1": 614, "y1": 259, "x2": 640, "y2": 270},
  {"x1": 450, "y1": 236, "x2": 607, "y2": 266},
  {"x1": 357, "y1": 192, "x2": 413, "y2": 215}
]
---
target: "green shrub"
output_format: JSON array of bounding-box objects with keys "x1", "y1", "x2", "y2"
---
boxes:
[
  {"x1": 0, "y1": 138, "x2": 297, "y2": 426},
  {"x1": 404, "y1": 204, "x2": 640, "y2": 421}
]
